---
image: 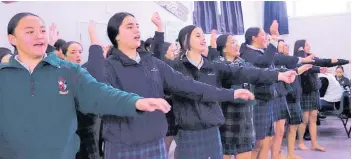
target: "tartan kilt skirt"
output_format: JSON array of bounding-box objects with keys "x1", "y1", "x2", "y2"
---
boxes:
[
  {"x1": 104, "y1": 138, "x2": 167, "y2": 159},
  {"x1": 273, "y1": 97, "x2": 290, "y2": 122},
  {"x1": 219, "y1": 102, "x2": 255, "y2": 155},
  {"x1": 287, "y1": 102, "x2": 303, "y2": 125},
  {"x1": 301, "y1": 90, "x2": 321, "y2": 111},
  {"x1": 253, "y1": 99, "x2": 275, "y2": 140},
  {"x1": 175, "y1": 127, "x2": 222, "y2": 159}
]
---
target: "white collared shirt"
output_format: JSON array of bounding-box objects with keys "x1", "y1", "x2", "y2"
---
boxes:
[
  {"x1": 186, "y1": 55, "x2": 204, "y2": 70},
  {"x1": 14, "y1": 54, "x2": 47, "y2": 74}
]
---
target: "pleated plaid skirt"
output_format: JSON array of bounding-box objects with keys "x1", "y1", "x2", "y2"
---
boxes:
[
  {"x1": 301, "y1": 90, "x2": 321, "y2": 111},
  {"x1": 287, "y1": 102, "x2": 303, "y2": 125},
  {"x1": 253, "y1": 99, "x2": 275, "y2": 140},
  {"x1": 220, "y1": 102, "x2": 255, "y2": 155},
  {"x1": 104, "y1": 138, "x2": 167, "y2": 159},
  {"x1": 273, "y1": 97, "x2": 290, "y2": 121},
  {"x1": 175, "y1": 127, "x2": 222, "y2": 159}
]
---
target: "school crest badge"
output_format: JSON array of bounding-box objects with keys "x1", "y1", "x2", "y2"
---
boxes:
[{"x1": 58, "y1": 77, "x2": 69, "y2": 94}]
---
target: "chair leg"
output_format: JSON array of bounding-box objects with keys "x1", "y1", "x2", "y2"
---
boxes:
[{"x1": 340, "y1": 117, "x2": 350, "y2": 138}]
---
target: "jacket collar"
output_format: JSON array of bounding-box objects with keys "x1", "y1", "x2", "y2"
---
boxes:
[
  {"x1": 179, "y1": 53, "x2": 213, "y2": 70},
  {"x1": 0, "y1": 52, "x2": 60, "y2": 70},
  {"x1": 108, "y1": 48, "x2": 152, "y2": 66}
]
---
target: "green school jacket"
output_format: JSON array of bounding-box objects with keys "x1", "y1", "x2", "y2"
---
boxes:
[{"x1": 0, "y1": 53, "x2": 142, "y2": 159}]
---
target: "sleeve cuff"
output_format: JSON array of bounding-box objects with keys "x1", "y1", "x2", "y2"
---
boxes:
[{"x1": 297, "y1": 57, "x2": 302, "y2": 64}]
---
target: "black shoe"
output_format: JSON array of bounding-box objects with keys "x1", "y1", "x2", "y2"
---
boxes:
[
  {"x1": 317, "y1": 118, "x2": 321, "y2": 125},
  {"x1": 304, "y1": 128, "x2": 311, "y2": 141},
  {"x1": 318, "y1": 112, "x2": 327, "y2": 119},
  {"x1": 304, "y1": 133, "x2": 311, "y2": 140}
]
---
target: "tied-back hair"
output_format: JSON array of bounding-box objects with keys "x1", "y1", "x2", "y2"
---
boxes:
[
  {"x1": 216, "y1": 34, "x2": 230, "y2": 57},
  {"x1": 61, "y1": 41, "x2": 82, "y2": 56},
  {"x1": 107, "y1": 12, "x2": 135, "y2": 48},
  {"x1": 336, "y1": 65, "x2": 344, "y2": 72},
  {"x1": 240, "y1": 27, "x2": 261, "y2": 54},
  {"x1": 7, "y1": 12, "x2": 42, "y2": 51},
  {"x1": 176, "y1": 33, "x2": 191, "y2": 59},
  {"x1": 293, "y1": 39, "x2": 306, "y2": 58},
  {"x1": 54, "y1": 39, "x2": 66, "y2": 51}
]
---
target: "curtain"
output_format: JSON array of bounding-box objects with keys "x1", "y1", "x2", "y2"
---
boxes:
[
  {"x1": 193, "y1": 1, "x2": 220, "y2": 34},
  {"x1": 264, "y1": 1, "x2": 289, "y2": 35},
  {"x1": 219, "y1": 1, "x2": 244, "y2": 35}
]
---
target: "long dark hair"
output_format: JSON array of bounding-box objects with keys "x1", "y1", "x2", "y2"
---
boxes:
[
  {"x1": 293, "y1": 39, "x2": 306, "y2": 57},
  {"x1": 177, "y1": 25, "x2": 197, "y2": 57},
  {"x1": 216, "y1": 34, "x2": 231, "y2": 56},
  {"x1": 107, "y1": 12, "x2": 135, "y2": 48}
]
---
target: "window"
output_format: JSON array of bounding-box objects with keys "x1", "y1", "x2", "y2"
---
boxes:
[{"x1": 286, "y1": 1, "x2": 350, "y2": 17}]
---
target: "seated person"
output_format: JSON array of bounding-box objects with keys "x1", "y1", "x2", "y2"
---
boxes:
[
  {"x1": 335, "y1": 65, "x2": 351, "y2": 89},
  {"x1": 319, "y1": 73, "x2": 344, "y2": 111}
]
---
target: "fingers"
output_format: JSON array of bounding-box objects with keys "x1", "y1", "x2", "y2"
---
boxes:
[
  {"x1": 211, "y1": 29, "x2": 217, "y2": 36},
  {"x1": 234, "y1": 89, "x2": 255, "y2": 101},
  {"x1": 148, "y1": 98, "x2": 171, "y2": 113}
]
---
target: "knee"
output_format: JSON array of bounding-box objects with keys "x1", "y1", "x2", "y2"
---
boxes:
[
  {"x1": 275, "y1": 126, "x2": 285, "y2": 137},
  {"x1": 277, "y1": 128, "x2": 285, "y2": 137},
  {"x1": 310, "y1": 114, "x2": 318, "y2": 122},
  {"x1": 301, "y1": 119, "x2": 308, "y2": 125}
]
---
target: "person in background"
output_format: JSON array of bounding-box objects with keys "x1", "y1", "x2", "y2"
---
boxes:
[
  {"x1": 277, "y1": 39, "x2": 315, "y2": 159},
  {"x1": 170, "y1": 24, "x2": 296, "y2": 159},
  {"x1": 47, "y1": 23, "x2": 66, "y2": 59},
  {"x1": 1, "y1": 12, "x2": 171, "y2": 159},
  {"x1": 144, "y1": 37, "x2": 153, "y2": 51},
  {"x1": 0, "y1": 47, "x2": 13, "y2": 63},
  {"x1": 53, "y1": 39, "x2": 66, "y2": 58},
  {"x1": 335, "y1": 65, "x2": 351, "y2": 89},
  {"x1": 61, "y1": 41, "x2": 83, "y2": 64},
  {"x1": 294, "y1": 39, "x2": 350, "y2": 152},
  {"x1": 239, "y1": 21, "x2": 303, "y2": 159},
  {"x1": 215, "y1": 34, "x2": 271, "y2": 159},
  {"x1": 318, "y1": 73, "x2": 344, "y2": 109}
]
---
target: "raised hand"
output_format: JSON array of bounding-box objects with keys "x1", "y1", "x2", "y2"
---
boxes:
[
  {"x1": 135, "y1": 98, "x2": 171, "y2": 113},
  {"x1": 88, "y1": 20, "x2": 99, "y2": 45},
  {"x1": 297, "y1": 64, "x2": 313, "y2": 75},
  {"x1": 49, "y1": 23, "x2": 59, "y2": 46},
  {"x1": 270, "y1": 20, "x2": 279, "y2": 40},
  {"x1": 151, "y1": 12, "x2": 163, "y2": 32},
  {"x1": 210, "y1": 29, "x2": 217, "y2": 48},
  {"x1": 234, "y1": 89, "x2": 255, "y2": 101},
  {"x1": 278, "y1": 70, "x2": 297, "y2": 84},
  {"x1": 88, "y1": 20, "x2": 96, "y2": 34}
]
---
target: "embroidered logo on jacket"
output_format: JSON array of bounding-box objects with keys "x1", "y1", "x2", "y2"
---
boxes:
[
  {"x1": 151, "y1": 68, "x2": 158, "y2": 72},
  {"x1": 58, "y1": 77, "x2": 69, "y2": 95}
]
